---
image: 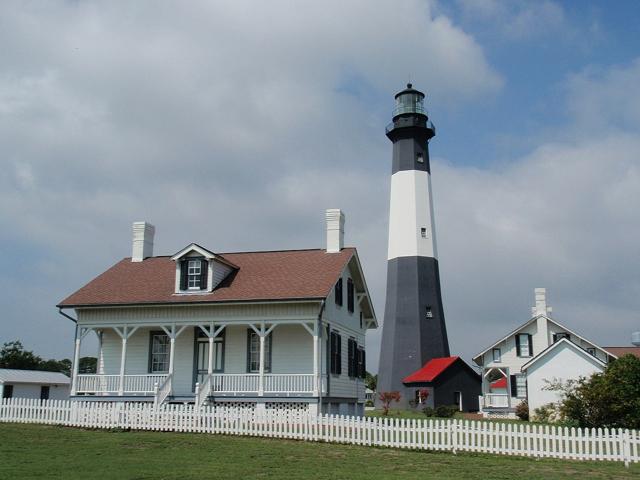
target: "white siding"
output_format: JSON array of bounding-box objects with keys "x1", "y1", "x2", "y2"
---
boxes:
[
  {"x1": 2, "y1": 383, "x2": 69, "y2": 400},
  {"x1": 323, "y1": 261, "x2": 366, "y2": 400},
  {"x1": 526, "y1": 343, "x2": 604, "y2": 413}
]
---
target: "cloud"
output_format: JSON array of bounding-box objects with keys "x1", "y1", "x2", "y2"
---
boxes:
[{"x1": 0, "y1": 1, "x2": 500, "y2": 358}]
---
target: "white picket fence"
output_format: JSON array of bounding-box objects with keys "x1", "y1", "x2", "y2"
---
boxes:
[{"x1": 0, "y1": 398, "x2": 638, "y2": 466}]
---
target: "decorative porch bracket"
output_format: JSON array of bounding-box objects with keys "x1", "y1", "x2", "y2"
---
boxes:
[
  {"x1": 300, "y1": 322, "x2": 321, "y2": 397},
  {"x1": 248, "y1": 323, "x2": 277, "y2": 396},
  {"x1": 70, "y1": 326, "x2": 94, "y2": 395},
  {"x1": 113, "y1": 325, "x2": 141, "y2": 395}
]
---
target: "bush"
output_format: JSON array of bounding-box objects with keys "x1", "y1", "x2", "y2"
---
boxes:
[
  {"x1": 559, "y1": 354, "x2": 640, "y2": 429},
  {"x1": 434, "y1": 405, "x2": 457, "y2": 418},
  {"x1": 378, "y1": 391, "x2": 401, "y2": 416},
  {"x1": 422, "y1": 407, "x2": 435, "y2": 417},
  {"x1": 533, "y1": 403, "x2": 563, "y2": 423},
  {"x1": 515, "y1": 401, "x2": 529, "y2": 421},
  {"x1": 365, "y1": 400, "x2": 373, "y2": 407}
]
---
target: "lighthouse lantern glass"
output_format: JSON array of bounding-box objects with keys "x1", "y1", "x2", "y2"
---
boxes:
[{"x1": 394, "y1": 92, "x2": 425, "y2": 116}]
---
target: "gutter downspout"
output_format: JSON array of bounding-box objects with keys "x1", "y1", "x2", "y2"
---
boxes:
[
  {"x1": 59, "y1": 308, "x2": 79, "y2": 393},
  {"x1": 317, "y1": 299, "x2": 326, "y2": 415}
]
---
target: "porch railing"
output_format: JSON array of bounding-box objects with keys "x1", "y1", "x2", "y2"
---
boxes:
[
  {"x1": 156, "y1": 374, "x2": 172, "y2": 405},
  {"x1": 264, "y1": 374, "x2": 314, "y2": 394},
  {"x1": 196, "y1": 375, "x2": 211, "y2": 407},
  {"x1": 483, "y1": 393, "x2": 510, "y2": 408},
  {"x1": 75, "y1": 374, "x2": 167, "y2": 396},
  {"x1": 210, "y1": 374, "x2": 260, "y2": 393}
]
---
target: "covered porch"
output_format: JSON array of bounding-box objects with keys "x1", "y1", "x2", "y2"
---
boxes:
[
  {"x1": 71, "y1": 319, "x2": 326, "y2": 405},
  {"x1": 478, "y1": 367, "x2": 514, "y2": 414}
]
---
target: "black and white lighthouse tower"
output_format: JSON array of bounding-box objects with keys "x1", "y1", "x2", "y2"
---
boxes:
[{"x1": 377, "y1": 84, "x2": 450, "y2": 408}]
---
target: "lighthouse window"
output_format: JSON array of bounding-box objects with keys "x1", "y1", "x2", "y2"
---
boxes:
[
  {"x1": 416, "y1": 152, "x2": 424, "y2": 163},
  {"x1": 426, "y1": 306, "x2": 433, "y2": 319},
  {"x1": 421, "y1": 228, "x2": 427, "y2": 238}
]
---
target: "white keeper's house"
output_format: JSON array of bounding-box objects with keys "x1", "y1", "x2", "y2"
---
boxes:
[
  {"x1": 57, "y1": 209, "x2": 377, "y2": 416},
  {"x1": 473, "y1": 288, "x2": 617, "y2": 418}
]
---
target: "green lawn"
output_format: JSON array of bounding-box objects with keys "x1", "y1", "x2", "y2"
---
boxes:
[{"x1": 0, "y1": 423, "x2": 637, "y2": 479}]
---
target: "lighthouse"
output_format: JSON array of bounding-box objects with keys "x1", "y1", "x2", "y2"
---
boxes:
[{"x1": 377, "y1": 84, "x2": 451, "y2": 408}]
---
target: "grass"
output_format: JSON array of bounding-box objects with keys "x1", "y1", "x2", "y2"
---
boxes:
[{"x1": 0, "y1": 423, "x2": 637, "y2": 479}]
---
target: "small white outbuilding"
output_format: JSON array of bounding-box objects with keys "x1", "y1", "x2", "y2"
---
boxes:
[
  {"x1": 521, "y1": 338, "x2": 606, "y2": 413},
  {"x1": 0, "y1": 369, "x2": 70, "y2": 401}
]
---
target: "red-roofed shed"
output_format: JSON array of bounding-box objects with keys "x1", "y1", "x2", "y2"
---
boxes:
[{"x1": 402, "y1": 356, "x2": 481, "y2": 412}]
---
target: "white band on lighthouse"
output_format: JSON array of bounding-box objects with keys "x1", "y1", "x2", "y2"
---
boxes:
[{"x1": 387, "y1": 169, "x2": 438, "y2": 260}]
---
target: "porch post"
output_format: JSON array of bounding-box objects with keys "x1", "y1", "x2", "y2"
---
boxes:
[
  {"x1": 208, "y1": 336, "x2": 214, "y2": 375},
  {"x1": 258, "y1": 325, "x2": 265, "y2": 396},
  {"x1": 118, "y1": 327, "x2": 128, "y2": 396},
  {"x1": 96, "y1": 330, "x2": 103, "y2": 375},
  {"x1": 169, "y1": 329, "x2": 176, "y2": 378},
  {"x1": 313, "y1": 324, "x2": 319, "y2": 396},
  {"x1": 70, "y1": 328, "x2": 82, "y2": 395}
]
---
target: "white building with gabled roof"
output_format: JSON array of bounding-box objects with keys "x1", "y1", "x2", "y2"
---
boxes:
[
  {"x1": 473, "y1": 288, "x2": 615, "y2": 418},
  {"x1": 0, "y1": 369, "x2": 70, "y2": 401}
]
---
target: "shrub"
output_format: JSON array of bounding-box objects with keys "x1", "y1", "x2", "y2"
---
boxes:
[
  {"x1": 559, "y1": 354, "x2": 640, "y2": 429},
  {"x1": 365, "y1": 400, "x2": 373, "y2": 408},
  {"x1": 515, "y1": 401, "x2": 529, "y2": 421},
  {"x1": 422, "y1": 407, "x2": 435, "y2": 417},
  {"x1": 434, "y1": 405, "x2": 457, "y2": 418},
  {"x1": 378, "y1": 391, "x2": 401, "y2": 416}
]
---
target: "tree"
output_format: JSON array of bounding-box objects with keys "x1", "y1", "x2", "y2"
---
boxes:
[
  {"x1": 560, "y1": 354, "x2": 640, "y2": 429},
  {"x1": 378, "y1": 391, "x2": 401, "y2": 416},
  {"x1": 0, "y1": 341, "x2": 42, "y2": 370},
  {"x1": 0, "y1": 340, "x2": 80, "y2": 377},
  {"x1": 365, "y1": 371, "x2": 377, "y2": 392}
]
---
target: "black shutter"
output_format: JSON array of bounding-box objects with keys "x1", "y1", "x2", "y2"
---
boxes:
[
  {"x1": 510, "y1": 375, "x2": 518, "y2": 397},
  {"x1": 337, "y1": 334, "x2": 342, "y2": 374},
  {"x1": 200, "y1": 259, "x2": 208, "y2": 290},
  {"x1": 347, "y1": 278, "x2": 354, "y2": 313},
  {"x1": 179, "y1": 260, "x2": 188, "y2": 290},
  {"x1": 347, "y1": 339, "x2": 354, "y2": 377},
  {"x1": 335, "y1": 279, "x2": 343, "y2": 306},
  {"x1": 515, "y1": 335, "x2": 521, "y2": 357},
  {"x1": 527, "y1": 334, "x2": 533, "y2": 357},
  {"x1": 330, "y1": 332, "x2": 336, "y2": 374},
  {"x1": 361, "y1": 349, "x2": 366, "y2": 379}
]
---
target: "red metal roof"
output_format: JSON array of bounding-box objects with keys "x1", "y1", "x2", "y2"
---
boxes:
[
  {"x1": 490, "y1": 377, "x2": 507, "y2": 389},
  {"x1": 403, "y1": 356, "x2": 459, "y2": 384},
  {"x1": 58, "y1": 248, "x2": 355, "y2": 307}
]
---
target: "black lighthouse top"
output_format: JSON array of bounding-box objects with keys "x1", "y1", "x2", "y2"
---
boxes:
[{"x1": 386, "y1": 83, "x2": 435, "y2": 141}]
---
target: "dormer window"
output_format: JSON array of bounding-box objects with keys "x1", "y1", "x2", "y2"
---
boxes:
[
  {"x1": 187, "y1": 260, "x2": 202, "y2": 289},
  {"x1": 179, "y1": 258, "x2": 208, "y2": 291},
  {"x1": 172, "y1": 243, "x2": 239, "y2": 294}
]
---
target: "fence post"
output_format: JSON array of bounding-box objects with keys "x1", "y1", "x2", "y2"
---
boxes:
[
  {"x1": 622, "y1": 429, "x2": 630, "y2": 468},
  {"x1": 450, "y1": 420, "x2": 457, "y2": 455}
]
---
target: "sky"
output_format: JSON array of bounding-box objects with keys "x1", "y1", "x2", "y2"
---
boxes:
[{"x1": 1, "y1": 1, "x2": 639, "y2": 372}]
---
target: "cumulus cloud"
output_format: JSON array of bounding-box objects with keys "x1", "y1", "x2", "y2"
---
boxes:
[{"x1": 0, "y1": 1, "x2": 500, "y2": 358}]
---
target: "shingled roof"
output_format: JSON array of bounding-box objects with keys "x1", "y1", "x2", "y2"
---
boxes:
[{"x1": 58, "y1": 248, "x2": 356, "y2": 307}]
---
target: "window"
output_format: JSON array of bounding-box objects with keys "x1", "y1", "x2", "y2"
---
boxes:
[
  {"x1": 348, "y1": 338, "x2": 357, "y2": 378},
  {"x1": 586, "y1": 347, "x2": 596, "y2": 356},
  {"x1": 2, "y1": 385, "x2": 13, "y2": 399},
  {"x1": 330, "y1": 331, "x2": 342, "y2": 375},
  {"x1": 453, "y1": 391, "x2": 462, "y2": 410},
  {"x1": 553, "y1": 332, "x2": 570, "y2": 343},
  {"x1": 334, "y1": 278, "x2": 343, "y2": 307},
  {"x1": 425, "y1": 306, "x2": 433, "y2": 319},
  {"x1": 357, "y1": 347, "x2": 365, "y2": 379},
  {"x1": 347, "y1": 278, "x2": 354, "y2": 313},
  {"x1": 179, "y1": 258, "x2": 208, "y2": 291},
  {"x1": 416, "y1": 152, "x2": 424, "y2": 163},
  {"x1": 195, "y1": 329, "x2": 225, "y2": 373},
  {"x1": 514, "y1": 375, "x2": 527, "y2": 398},
  {"x1": 421, "y1": 227, "x2": 427, "y2": 238},
  {"x1": 492, "y1": 348, "x2": 501, "y2": 362},
  {"x1": 40, "y1": 386, "x2": 50, "y2": 400},
  {"x1": 149, "y1": 332, "x2": 170, "y2": 373},
  {"x1": 516, "y1": 334, "x2": 533, "y2": 357},
  {"x1": 359, "y1": 312, "x2": 363, "y2": 329},
  {"x1": 247, "y1": 330, "x2": 272, "y2": 373}
]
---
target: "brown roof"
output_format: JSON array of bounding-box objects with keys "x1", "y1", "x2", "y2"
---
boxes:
[
  {"x1": 604, "y1": 347, "x2": 640, "y2": 359},
  {"x1": 58, "y1": 248, "x2": 355, "y2": 307}
]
